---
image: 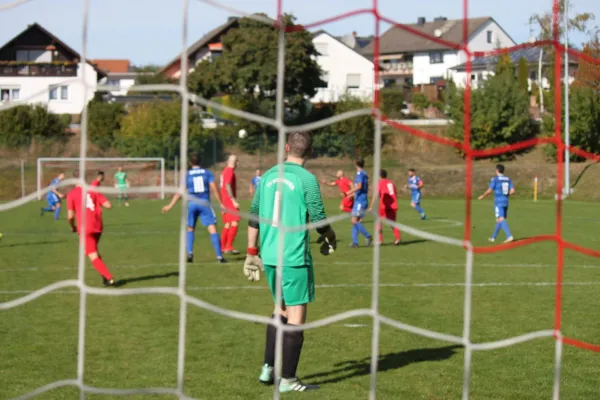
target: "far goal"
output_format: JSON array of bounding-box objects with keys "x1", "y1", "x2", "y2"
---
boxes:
[{"x1": 37, "y1": 157, "x2": 165, "y2": 200}]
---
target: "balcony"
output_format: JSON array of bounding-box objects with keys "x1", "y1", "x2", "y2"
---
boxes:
[
  {"x1": 0, "y1": 62, "x2": 77, "y2": 77},
  {"x1": 380, "y1": 61, "x2": 413, "y2": 76}
]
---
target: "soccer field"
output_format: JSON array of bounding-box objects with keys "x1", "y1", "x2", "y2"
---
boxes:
[{"x1": 2, "y1": 198, "x2": 600, "y2": 399}]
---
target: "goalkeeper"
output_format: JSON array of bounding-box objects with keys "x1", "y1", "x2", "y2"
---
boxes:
[
  {"x1": 114, "y1": 166, "x2": 130, "y2": 207},
  {"x1": 244, "y1": 131, "x2": 336, "y2": 393}
]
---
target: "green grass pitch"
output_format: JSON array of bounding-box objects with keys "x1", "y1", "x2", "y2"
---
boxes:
[{"x1": 1, "y1": 198, "x2": 600, "y2": 399}]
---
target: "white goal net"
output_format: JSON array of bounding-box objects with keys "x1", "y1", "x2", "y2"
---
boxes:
[{"x1": 37, "y1": 158, "x2": 165, "y2": 200}]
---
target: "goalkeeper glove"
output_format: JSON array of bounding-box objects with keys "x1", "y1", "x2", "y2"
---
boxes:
[
  {"x1": 243, "y1": 247, "x2": 263, "y2": 282},
  {"x1": 318, "y1": 227, "x2": 337, "y2": 256}
]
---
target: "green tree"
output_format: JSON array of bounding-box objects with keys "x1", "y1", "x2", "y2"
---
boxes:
[
  {"x1": 517, "y1": 57, "x2": 530, "y2": 93},
  {"x1": 496, "y1": 53, "x2": 515, "y2": 75},
  {"x1": 87, "y1": 100, "x2": 126, "y2": 150},
  {"x1": 529, "y1": 1, "x2": 595, "y2": 42},
  {"x1": 325, "y1": 94, "x2": 375, "y2": 157},
  {"x1": 115, "y1": 100, "x2": 206, "y2": 167},
  {"x1": 411, "y1": 92, "x2": 430, "y2": 112},
  {"x1": 448, "y1": 68, "x2": 534, "y2": 160},
  {"x1": 0, "y1": 105, "x2": 69, "y2": 148},
  {"x1": 188, "y1": 14, "x2": 324, "y2": 118}
]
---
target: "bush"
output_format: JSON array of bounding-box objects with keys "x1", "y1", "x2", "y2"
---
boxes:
[
  {"x1": 380, "y1": 88, "x2": 406, "y2": 118},
  {"x1": 326, "y1": 94, "x2": 375, "y2": 157},
  {"x1": 411, "y1": 92, "x2": 430, "y2": 111},
  {"x1": 115, "y1": 100, "x2": 207, "y2": 168},
  {"x1": 87, "y1": 100, "x2": 126, "y2": 150},
  {"x1": 0, "y1": 104, "x2": 69, "y2": 148}
]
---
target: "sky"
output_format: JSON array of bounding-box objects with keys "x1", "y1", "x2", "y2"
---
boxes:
[{"x1": 1, "y1": 0, "x2": 599, "y2": 66}]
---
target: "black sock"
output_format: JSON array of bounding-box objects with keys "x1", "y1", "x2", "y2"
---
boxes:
[
  {"x1": 282, "y1": 328, "x2": 304, "y2": 379},
  {"x1": 264, "y1": 314, "x2": 288, "y2": 367}
]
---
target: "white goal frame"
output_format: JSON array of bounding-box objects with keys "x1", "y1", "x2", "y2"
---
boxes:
[{"x1": 37, "y1": 157, "x2": 166, "y2": 200}]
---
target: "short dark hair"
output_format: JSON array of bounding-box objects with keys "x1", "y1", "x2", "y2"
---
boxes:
[
  {"x1": 189, "y1": 153, "x2": 200, "y2": 166},
  {"x1": 380, "y1": 169, "x2": 387, "y2": 178},
  {"x1": 97, "y1": 171, "x2": 104, "y2": 177},
  {"x1": 496, "y1": 164, "x2": 505, "y2": 174},
  {"x1": 288, "y1": 132, "x2": 312, "y2": 158},
  {"x1": 355, "y1": 157, "x2": 365, "y2": 168},
  {"x1": 408, "y1": 168, "x2": 416, "y2": 173}
]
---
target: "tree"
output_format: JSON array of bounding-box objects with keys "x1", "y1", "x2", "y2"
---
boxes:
[
  {"x1": 0, "y1": 105, "x2": 69, "y2": 148},
  {"x1": 448, "y1": 68, "x2": 534, "y2": 160},
  {"x1": 496, "y1": 53, "x2": 515, "y2": 75},
  {"x1": 188, "y1": 14, "x2": 324, "y2": 118},
  {"x1": 87, "y1": 100, "x2": 126, "y2": 151},
  {"x1": 115, "y1": 100, "x2": 206, "y2": 167},
  {"x1": 517, "y1": 57, "x2": 530, "y2": 93},
  {"x1": 529, "y1": 1, "x2": 595, "y2": 42},
  {"x1": 573, "y1": 34, "x2": 600, "y2": 92},
  {"x1": 325, "y1": 94, "x2": 375, "y2": 157},
  {"x1": 411, "y1": 93, "x2": 430, "y2": 112}
]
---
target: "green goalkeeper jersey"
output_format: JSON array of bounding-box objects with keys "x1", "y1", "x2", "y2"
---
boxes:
[
  {"x1": 250, "y1": 162, "x2": 327, "y2": 267},
  {"x1": 115, "y1": 171, "x2": 127, "y2": 188}
]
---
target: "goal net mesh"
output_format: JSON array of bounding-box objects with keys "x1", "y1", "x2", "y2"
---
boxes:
[
  {"x1": 1, "y1": 0, "x2": 600, "y2": 399},
  {"x1": 38, "y1": 158, "x2": 164, "y2": 199}
]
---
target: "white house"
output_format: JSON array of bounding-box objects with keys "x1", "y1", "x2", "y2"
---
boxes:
[
  {"x1": 311, "y1": 30, "x2": 375, "y2": 103},
  {"x1": 0, "y1": 23, "x2": 102, "y2": 115},
  {"x1": 361, "y1": 16, "x2": 516, "y2": 87},
  {"x1": 93, "y1": 59, "x2": 153, "y2": 96}
]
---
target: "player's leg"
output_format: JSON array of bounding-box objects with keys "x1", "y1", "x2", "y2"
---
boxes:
[
  {"x1": 500, "y1": 207, "x2": 513, "y2": 242},
  {"x1": 387, "y1": 209, "x2": 401, "y2": 244},
  {"x1": 413, "y1": 194, "x2": 426, "y2": 219},
  {"x1": 221, "y1": 219, "x2": 230, "y2": 251},
  {"x1": 86, "y1": 233, "x2": 114, "y2": 285},
  {"x1": 53, "y1": 201, "x2": 61, "y2": 220},
  {"x1": 260, "y1": 265, "x2": 287, "y2": 384},
  {"x1": 42, "y1": 194, "x2": 57, "y2": 215},
  {"x1": 201, "y1": 206, "x2": 226, "y2": 262},
  {"x1": 489, "y1": 207, "x2": 503, "y2": 242},
  {"x1": 123, "y1": 188, "x2": 129, "y2": 207},
  {"x1": 377, "y1": 209, "x2": 386, "y2": 244},
  {"x1": 225, "y1": 220, "x2": 240, "y2": 254},
  {"x1": 186, "y1": 205, "x2": 199, "y2": 262},
  {"x1": 278, "y1": 266, "x2": 318, "y2": 392},
  {"x1": 352, "y1": 203, "x2": 372, "y2": 245}
]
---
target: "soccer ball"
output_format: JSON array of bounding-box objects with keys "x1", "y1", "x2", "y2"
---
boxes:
[{"x1": 238, "y1": 129, "x2": 247, "y2": 139}]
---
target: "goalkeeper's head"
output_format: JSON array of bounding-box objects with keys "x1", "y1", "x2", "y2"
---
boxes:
[{"x1": 286, "y1": 131, "x2": 312, "y2": 164}]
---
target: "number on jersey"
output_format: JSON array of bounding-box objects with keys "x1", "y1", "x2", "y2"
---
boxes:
[
  {"x1": 387, "y1": 183, "x2": 395, "y2": 195},
  {"x1": 272, "y1": 190, "x2": 281, "y2": 227},
  {"x1": 501, "y1": 182, "x2": 509, "y2": 195},
  {"x1": 193, "y1": 176, "x2": 205, "y2": 193},
  {"x1": 86, "y1": 194, "x2": 95, "y2": 211}
]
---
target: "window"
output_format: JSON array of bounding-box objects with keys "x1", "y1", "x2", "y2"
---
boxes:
[
  {"x1": 487, "y1": 30, "x2": 493, "y2": 44},
  {"x1": 530, "y1": 70, "x2": 538, "y2": 81},
  {"x1": 430, "y1": 76, "x2": 443, "y2": 84},
  {"x1": 16, "y1": 49, "x2": 51, "y2": 62},
  {"x1": 314, "y1": 42, "x2": 328, "y2": 56},
  {"x1": 430, "y1": 52, "x2": 443, "y2": 64},
  {"x1": 346, "y1": 74, "x2": 361, "y2": 89},
  {"x1": 107, "y1": 79, "x2": 120, "y2": 87},
  {"x1": 49, "y1": 85, "x2": 68, "y2": 100},
  {"x1": 1, "y1": 87, "x2": 21, "y2": 102}
]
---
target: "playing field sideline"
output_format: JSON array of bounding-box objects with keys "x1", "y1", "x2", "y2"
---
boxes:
[{"x1": 2, "y1": 199, "x2": 600, "y2": 399}]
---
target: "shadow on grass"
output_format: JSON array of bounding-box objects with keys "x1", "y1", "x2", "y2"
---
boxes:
[
  {"x1": 380, "y1": 239, "x2": 428, "y2": 247},
  {"x1": 115, "y1": 271, "x2": 179, "y2": 287},
  {"x1": 1, "y1": 240, "x2": 68, "y2": 248},
  {"x1": 303, "y1": 345, "x2": 462, "y2": 385}
]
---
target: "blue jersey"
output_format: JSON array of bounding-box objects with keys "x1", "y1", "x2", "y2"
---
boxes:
[
  {"x1": 354, "y1": 170, "x2": 369, "y2": 204},
  {"x1": 186, "y1": 167, "x2": 214, "y2": 202},
  {"x1": 408, "y1": 176, "x2": 422, "y2": 193},
  {"x1": 489, "y1": 175, "x2": 514, "y2": 207},
  {"x1": 251, "y1": 176, "x2": 261, "y2": 189},
  {"x1": 46, "y1": 178, "x2": 61, "y2": 201}
]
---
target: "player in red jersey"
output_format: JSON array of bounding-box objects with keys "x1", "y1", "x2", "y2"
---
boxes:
[
  {"x1": 90, "y1": 171, "x2": 104, "y2": 187},
  {"x1": 220, "y1": 155, "x2": 240, "y2": 254},
  {"x1": 66, "y1": 171, "x2": 116, "y2": 286},
  {"x1": 321, "y1": 170, "x2": 354, "y2": 212},
  {"x1": 369, "y1": 169, "x2": 401, "y2": 245}
]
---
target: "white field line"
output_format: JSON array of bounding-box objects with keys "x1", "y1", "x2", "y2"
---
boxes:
[
  {"x1": 3, "y1": 281, "x2": 600, "y2": 295},
  {"x1": 4, "y1": 259, "x2": 600, "y2": 273}
]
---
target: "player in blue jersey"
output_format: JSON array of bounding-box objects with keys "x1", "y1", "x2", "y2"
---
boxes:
[
  {"x1": 345, "y1": 157, "x2": 372, "y2": 248},
  {"x1": 478, "y1": 164, "x2": 515, "y2": 243},
  {"x1": 249, "y1": 169, "x2": 261, "y2": 196},
  {"x1": 41, "y1": 172, "x2": 65, "y2": 220},
  {"x1": 162, "y1": 154, "x2": 226, "y2": 263},
  {"x1": 405, "y1": 168, "x2": 427, "y2": 220}
]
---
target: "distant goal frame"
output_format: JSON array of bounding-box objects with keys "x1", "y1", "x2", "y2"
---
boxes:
[{"x1": 37, "y1": 157, "x2": 166, "y2": 200}]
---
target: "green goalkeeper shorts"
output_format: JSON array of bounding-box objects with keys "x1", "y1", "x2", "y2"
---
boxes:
[{"x1": 264, "y1": 264, "x2": 315, "y2": 306}]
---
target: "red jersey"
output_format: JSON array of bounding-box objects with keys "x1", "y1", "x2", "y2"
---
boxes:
[
  {"x1": 335, "y1": 176, "x2": 354, "y2": 209},
  {"x1": 66, "y1": 187, "x2": 107, "y2": 234},
  {"x1": 220, "y1": 167, "x2": 237, "y2": 207},
  {"x1": 90, "y1": 180, "x2": 100, "y2": 187},
  {"x1": 378, "y1": 178, "x2": 398, "y2": 211}
]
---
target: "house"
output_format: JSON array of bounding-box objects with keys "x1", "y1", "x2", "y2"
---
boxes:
[
  {"x1": 0, "y1": 23, "x2": 103, "y2": 114},
  {"x1": 361, "y1": 16, "x2": 516, "y2": 87},
  {"x1": 93, "y1": 59, "x2": 153, "y2": 96},
  {"x1": 311, "y1": 30, "x2": 376, "y2": 103},
  {"x1": 159, "y1": 17, "x2": 239, "y2": 80},
  {"x1": 449, "y1": 47, "x2": 579, "y2": 90}
]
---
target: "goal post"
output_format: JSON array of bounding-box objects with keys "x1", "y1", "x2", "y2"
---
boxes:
[{"x1": 37, "y1": 157, "x2": 165, "y2": 200}]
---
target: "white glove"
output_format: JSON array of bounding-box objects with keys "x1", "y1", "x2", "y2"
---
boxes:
[{"x1": 243, "y1": 249, "x2": 263, "y2": 282}]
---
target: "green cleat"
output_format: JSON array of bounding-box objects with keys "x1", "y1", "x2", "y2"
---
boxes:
[
  {"x1": 259, "y1": 364, "x2": 274, "y2": 385},
  {"x1": 279, "y1": 377, "x2": 319, "y2": 392}
]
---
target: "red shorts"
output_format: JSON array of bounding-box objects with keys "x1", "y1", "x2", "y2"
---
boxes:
[
  {"x1": 222, "y1": 211, "x2": 241, "y2": 223},
  {"x1": 84, "y1": 232, "x2": 102, "y2": 255},
  {"x1": 341, "y1": 200, "x2": 353, "y2": 213},
  {"x1": 379, "y1": 209, "x2": 397, "y2": 221}
]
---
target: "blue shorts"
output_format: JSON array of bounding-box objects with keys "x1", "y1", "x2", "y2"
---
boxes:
[
  {"x1": 47, "y1": 193, "x2": 60, "y2": 207},
  {"x1": 495, "y1": 205, "x2": 508, "y2": 219},
  {"x1": 352, "y1": 200, "x2": 368, "y2": 218},
  {"x1": 411, "y1": 192, "x2": 421, "y2": 204},
  {"x1": 187, "y1": 203, "x2": 217, "y2": 228}
]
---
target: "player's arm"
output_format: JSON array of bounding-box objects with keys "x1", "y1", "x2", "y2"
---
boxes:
[
  {"x1": 305, "y1": 177, "x2": 336, "y2": 254},
  {"x1": 66, "y1": 195, "x2": 76, "y2": 232},
  {"x1": 225, "y1": 183, "x2": 238, "y2": 208},
  {"x1": 417, "y1": 179, "x2": 424, "y2": 189},
  {"x1": 244, "y1": 186, "x2": 262, "y2": 281},
  {"x1": 509, "y1": 181, "x2": 515, "y2": 196},
  {"x1": 99, "y1": 194, "x2": 112, "y2": 209},
  {"x1": 249, "y1": 182, "x2": 254, "y2": 195},
  {"x1": 162, "y1": 193, "x2": 182, "y2": 213},
  {"x1": 320, "y1": 179, "x2": 337, "y2": 187},
  {"x1": 345, "y1": 181, "x2": 362, "y2": 197},
  {"x1": 478, "y1": 180, "x2": 495, "y2": 200},
  {"x1": 209, "y1": 181, "x2": 224, "y2": 209},
  {"x1": 368, "y1": 190, "x2": 379, "y2": 212}
]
